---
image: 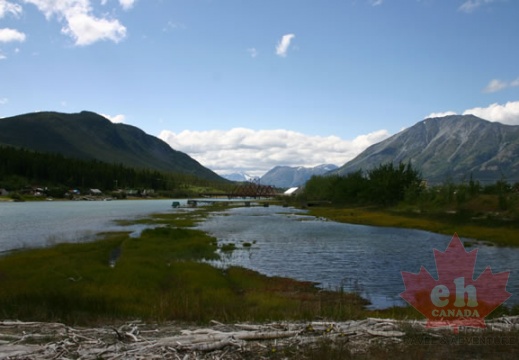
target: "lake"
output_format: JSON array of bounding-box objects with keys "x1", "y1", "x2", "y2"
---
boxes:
[
  {"x1": 0, "y1": 199, "x2": 177, "y2": 253},
  {"x1": 196, "y1": 205, "x2": 519, "y2": 309},
  {"x1": 0, "y1": 200, "x2": 517, "y2": 309}
]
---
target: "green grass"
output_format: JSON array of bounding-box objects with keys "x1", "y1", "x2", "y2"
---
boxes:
[
  {"x1": 0, "y1": 210, "x2": 369, "y2": 325},
  {"x1": 2, "y1": 202, "x2": 518, "y2": 338},
  {"x1": 307, "y1": 205, "x2": 519, "y2": 247}
]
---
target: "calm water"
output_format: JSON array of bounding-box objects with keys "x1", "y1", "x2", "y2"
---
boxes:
[
  {"x1": 0, "y1": 199, "x2": 180, "y2": 253},
  {"x1": 1, "y1": 201, "x2": 517, "y2": 309},
  {"x1": 196, "y1": 206, "x2": 519, "y2": 309}
]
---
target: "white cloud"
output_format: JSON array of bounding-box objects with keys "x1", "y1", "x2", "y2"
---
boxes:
[
  {"x1": 63, "y1": 12, "x2": 126, "y2": 45},
  {"x1": 247, "y1": 47, "x2": 258, "y2": 58},
  {"x1": 0, "y1": 28, "x2": 26, "y2": 42},
  {"x1": 0, "y1": 0, "x2": 22, "y2": 18},
  {"x1": 427, "y1": 100, "x2": 519, "y2": 125},
  {"x1": 23, "y1": 0, "x2": 127, "y2": 46},
  {"x1": 483, "y1": 77, "x2": 519, "y2": 93},
  {"x1": 119, "y1": 0, "x2": 135, "y2": 10},
  {"x1": 463, "y1": 101, "x2": 519, "y2": 125},
  {"x1": 0, "y1": 97, "x2": 8, "y2": 105},
  {"x1": 102, "y1": 113, "x2": 125, "y2": 123},
  {"x1": 163, "y1": 21, "x2": 186, "y2": 32},
  {"x1": 159, "y1": 128, "x2": 390, "y2": 177},
  {"x1": 459, "y1": 0, "x2": 499, "y2": 13},
  {"x1": 370, "y1": 0, "x2": 384, "y2": 6},
  {"x1": 425, "y1": 111, "x2": 457, "y2": 119},
  {"x1": 276, "y1": 33, "x2": 295, "y2": 58},
  {"x1": 483, "y1": 79, "x2": 508, "y2": 93}
]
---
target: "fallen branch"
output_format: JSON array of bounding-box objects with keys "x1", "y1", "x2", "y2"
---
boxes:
[{"x1": 1, "y1": 316, "x2": 518, "y2": 359}]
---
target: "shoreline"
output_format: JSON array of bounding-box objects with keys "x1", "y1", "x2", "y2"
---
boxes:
[{"x1": 306, "y1": 206, "x2": 519, "y2": 247}]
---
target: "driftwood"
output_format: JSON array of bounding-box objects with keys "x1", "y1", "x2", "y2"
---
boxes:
[{"x1": 1, "y1": 316, "x2": 519, "y2": 359}]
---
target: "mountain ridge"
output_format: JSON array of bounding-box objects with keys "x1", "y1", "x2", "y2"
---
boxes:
[
  {"x1": 261, "y1": 164, "x2": 338, "y2": 188},
  {"x1": 0, "y1": 111, "x2": 225, "y2": 182},
  {"x1": 332, "y1": 115, "x2": 519, "y2": 184}
]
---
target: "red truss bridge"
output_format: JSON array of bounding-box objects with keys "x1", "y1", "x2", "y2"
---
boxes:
[{"x1": 229, "y1": 183, "x2": 277, "y2": 198}]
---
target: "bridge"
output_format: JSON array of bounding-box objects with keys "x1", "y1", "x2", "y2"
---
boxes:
[
  {"x1": 198, "y1": 183, "x2": 278, "y2": 199},
  {"x1": 229, "y1": 183, "x2": 277, "y2": 198},
  {"x1": 183, "y1": 183, "x2": 278, "y2": 207}
]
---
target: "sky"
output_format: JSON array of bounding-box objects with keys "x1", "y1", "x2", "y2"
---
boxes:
[{"x1": 1, "y1": 0, "x2": 519, "y2": 177}]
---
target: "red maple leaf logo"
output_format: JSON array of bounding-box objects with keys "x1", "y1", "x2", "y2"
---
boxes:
[{"x1": 401, "y1": 233, "x2": 511, "y2": 332}]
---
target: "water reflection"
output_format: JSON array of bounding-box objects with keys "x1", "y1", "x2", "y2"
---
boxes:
[{"x1": 197, "y1": 206, "x2": 518, "y2": 309}]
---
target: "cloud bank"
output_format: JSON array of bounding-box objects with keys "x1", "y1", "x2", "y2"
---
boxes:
[
  {"x1": 463, "y1": 101, "x2": 519, "y2": 125},
  {"x1": 426, "y1": 100, "x2": 519, "y2": 125},
  {"x1": 10, "y1": 0, "x2": 130, "y2": 46},
  {"x1": 159, "y1": 128, "x2": 389, "y2": 177},
  {"x1": 159, "y1": 100, "x2": 519, "y2": 177}
]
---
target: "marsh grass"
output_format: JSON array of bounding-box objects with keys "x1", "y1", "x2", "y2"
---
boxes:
[
  {"x1": 0, "y1": 210, "x2": 369, "y2": 325},
  {"x1": 308, "y1": 206, "x2": 519, "y2": 247}
]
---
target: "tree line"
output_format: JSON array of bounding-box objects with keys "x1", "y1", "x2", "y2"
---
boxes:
[
  {"x1": 0, "y1": 146, "x2": 226, "y2": 198},
  {"x1": 300, "y1": 162, "x2": 519, "y2": 209},
  {"x1": 302, "y1": 162, "x2": 423, "y2": 206}
]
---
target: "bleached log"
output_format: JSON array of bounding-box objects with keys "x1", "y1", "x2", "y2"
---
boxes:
[
  {"x1": 124, "y1": 331, "x2": 139, "y2": 342},
  {"x1": 157, "y1": 334, "x2": 226, "y2": 346},
  {"x1": 366, "y1": 329, "x2": 405, "y2": 337},
  {"x1": 234, "y1": 324, "x2": 264, "y2": 331},
  {"x1": 488, "y1": 323, "x2": 512, "y2": 332},
  {"x1": 186, "y1": 337, "x2": 243, "y2": 352},
  {"x1": 0, "y1": 344, "x2": 41, "y2": 357},
  {"x1": 367, "y1": 317, "x2": 400, "y2": 324},
  {"x1": 234, "y1": 330, "x2": 300, "y2": 341},
  {"x1": 157, "y1": 329, "x2": 301, "y2": 348},
  {"x1": 181, "y1": 328, "x2": 222, "y2": 335},
  {"x1": 373, "y1": 323, "x2": 401, "y2": 332},
  {"x1": 0, "y1": 320, "x2": 68, "y2": 328}
]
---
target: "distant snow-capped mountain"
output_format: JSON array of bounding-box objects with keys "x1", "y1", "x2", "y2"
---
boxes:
[
  {"x1": 220, "y1": 172, "x2": 257, "y2": 182},
  {"x1": 260, "y1": 164, "x2": 338, "y2": 188}
]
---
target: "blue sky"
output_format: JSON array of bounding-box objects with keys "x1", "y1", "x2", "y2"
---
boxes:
[{"x1": 1, "y1": 0, "x2": 519, "y2": 176}]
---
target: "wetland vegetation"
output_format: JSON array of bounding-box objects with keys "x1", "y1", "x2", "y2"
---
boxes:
[{"x1": 0, "y1": 208, "x2": 371, "y2": 326}]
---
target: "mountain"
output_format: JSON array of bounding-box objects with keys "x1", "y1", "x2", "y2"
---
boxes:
[
  {"x1": 333, "y1": 115, "x2": 519, "y2": 184},
  {"x1": 220, "y1": 172, "x2": 257, "y2": 182},
  {"x1": 0, "y1": 111, "x2": 224, "y2": 182},
  {"x1": 261, "y1": 164, "x2": 338, "y2": 188}
]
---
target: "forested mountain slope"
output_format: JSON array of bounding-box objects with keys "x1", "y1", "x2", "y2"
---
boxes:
[{"x1": 0, "y1": 111, "x2": 224, "y2": 182}]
